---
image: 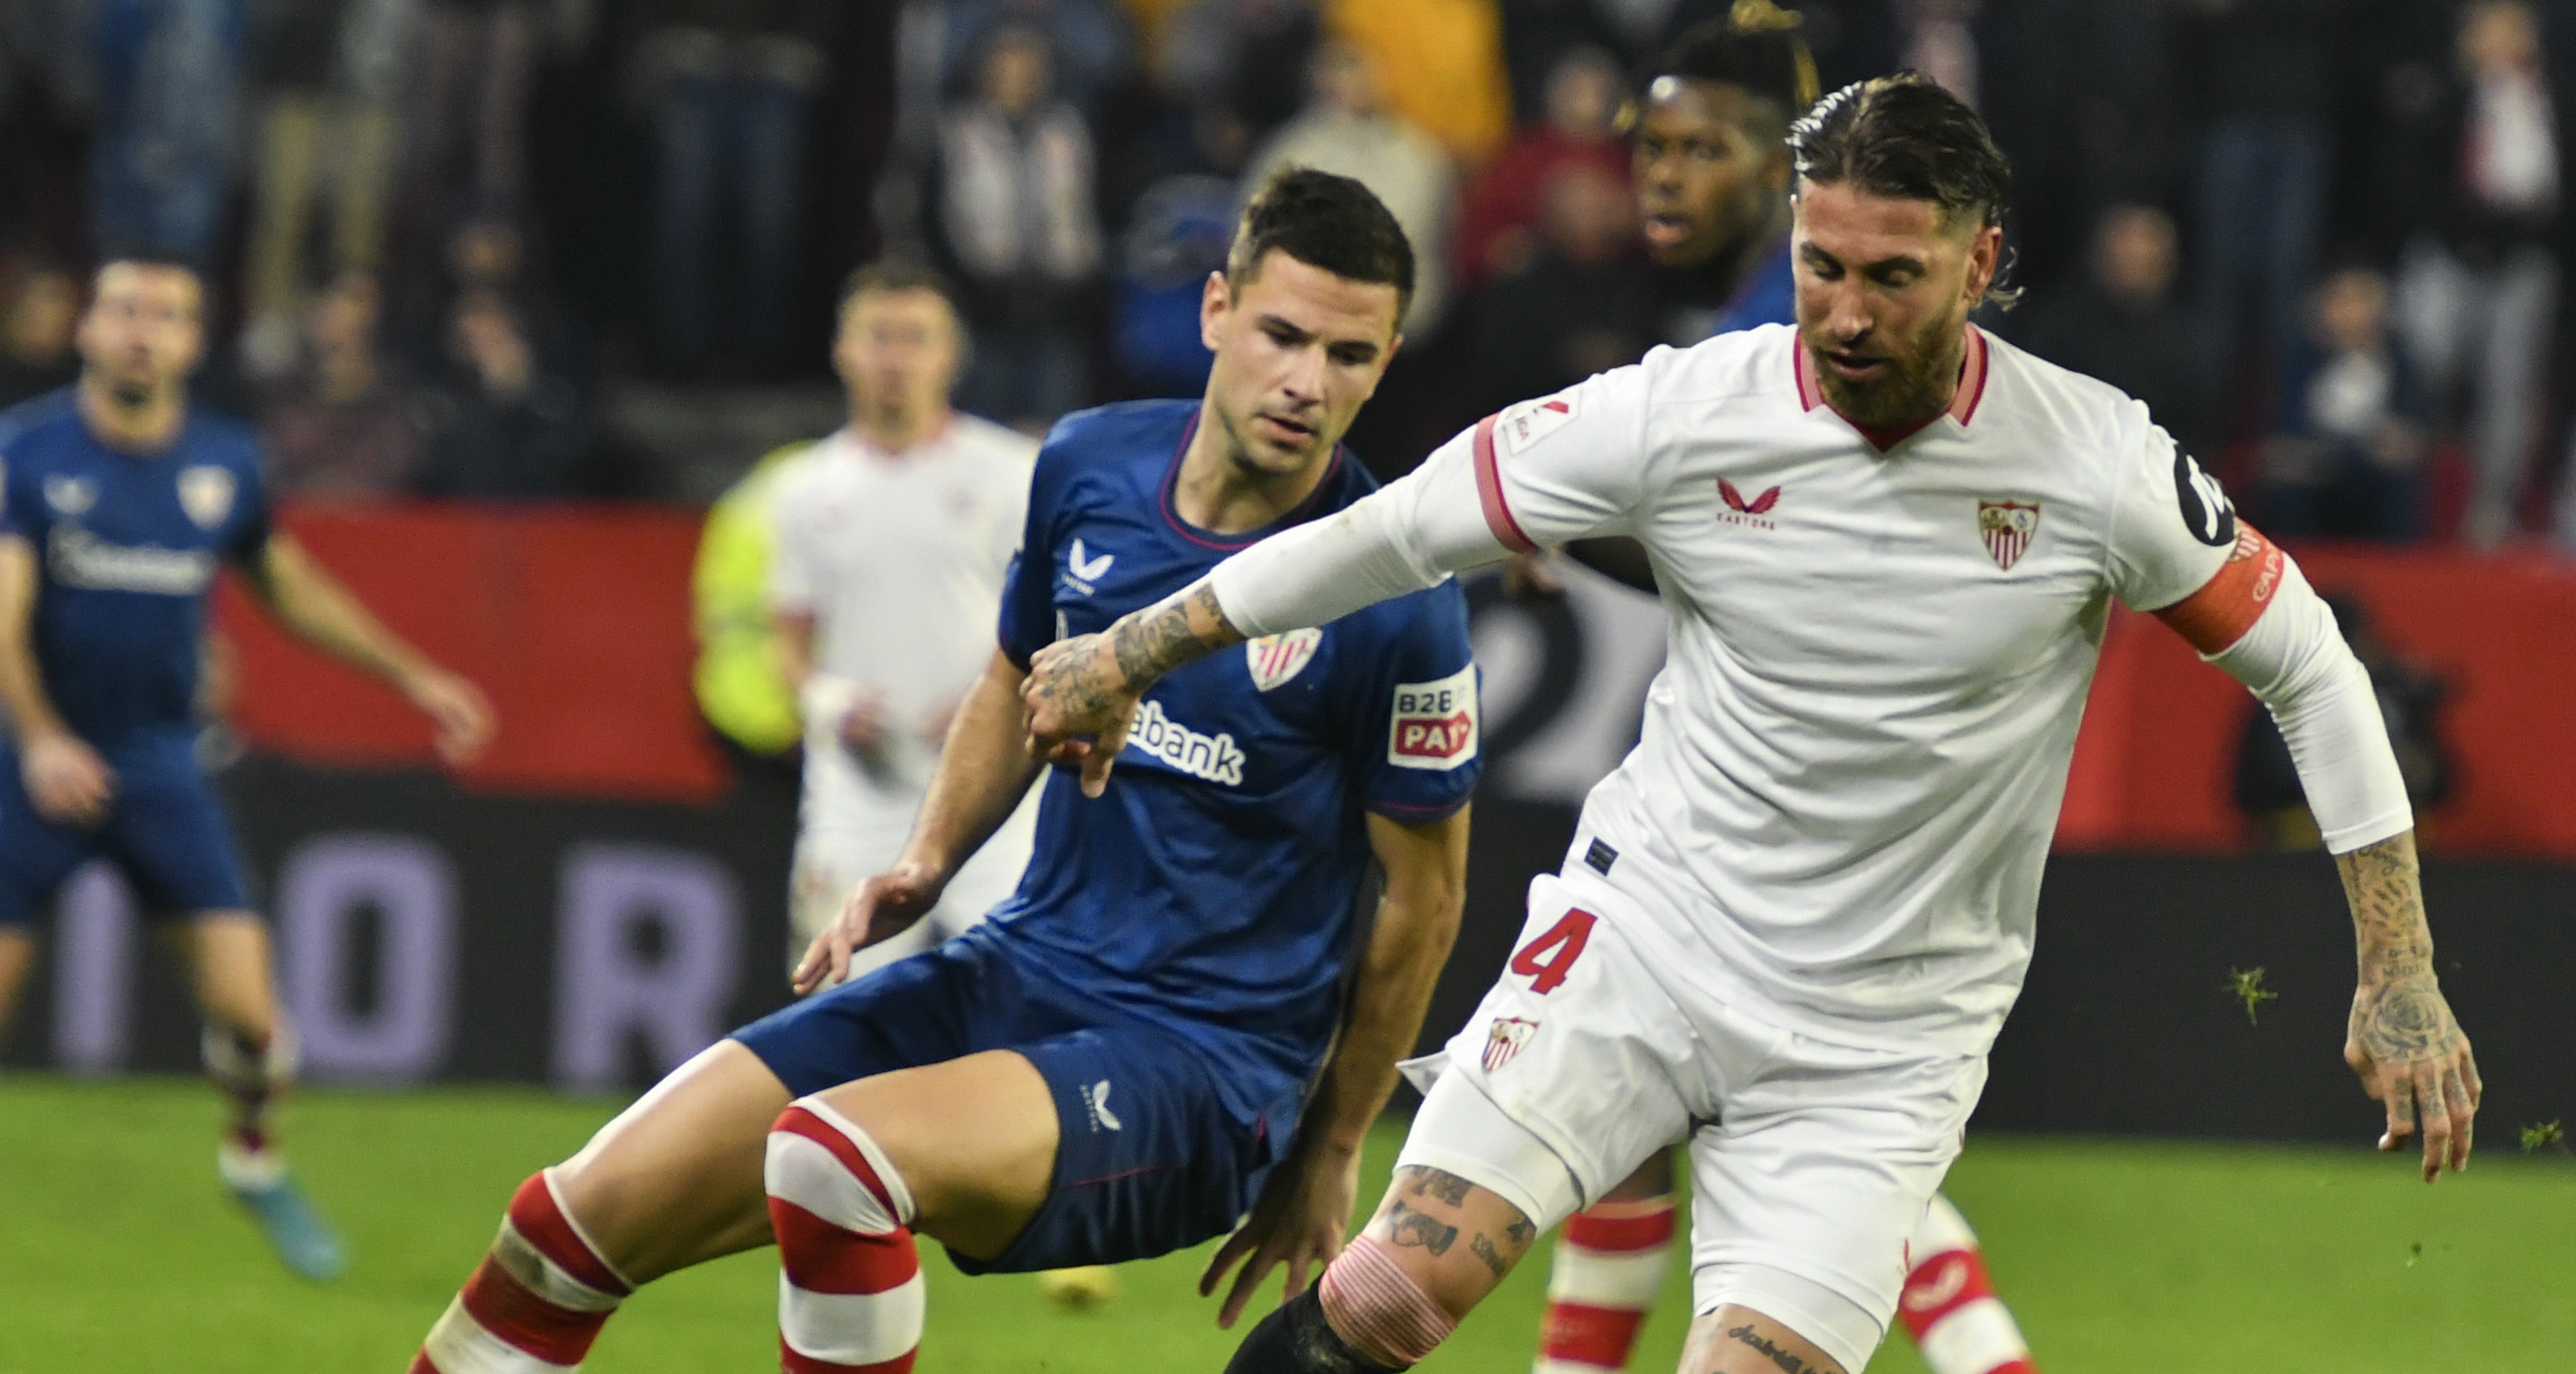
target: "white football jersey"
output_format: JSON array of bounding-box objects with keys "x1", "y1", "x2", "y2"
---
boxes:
[
  {"x1": 1465, "y1": 324, "x2": 2238, "y2": 1052},
  {"x1": 771, "y1": 415, "x2": 1037, "y2": 841}
]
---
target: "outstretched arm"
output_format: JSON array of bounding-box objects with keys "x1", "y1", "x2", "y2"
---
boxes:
[
  {"x1": 795, "y1": 648, "x2": 1044, "y2": 992},
  {"x1": 2335, "y1": 831, "x2": 2478, "y2": 1180},
  {"x1": 237, "y1": 533, "x2": 495, "y2": 764},
  {"x1": 1198, "y1": 806, "x2": 1473, "y2": 1326}
]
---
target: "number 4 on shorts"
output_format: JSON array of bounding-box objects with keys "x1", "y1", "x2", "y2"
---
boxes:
[{"x1": 1508, "y1": 908, "x2": 1596, "y2": 994}]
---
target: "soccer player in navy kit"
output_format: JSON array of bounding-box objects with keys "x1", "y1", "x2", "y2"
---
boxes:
[
  {"x1": 0, "y1": 258, "x2": 495, "y2": 1278},
  {"x1": 406, "y1": 170, "x2": 1480, "y2": 1374}
]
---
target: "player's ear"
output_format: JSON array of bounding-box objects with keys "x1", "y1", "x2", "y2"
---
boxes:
[
  {"x1": 1200, "y1": 271, "x2": 1232, "y2": 352},
  {"x1": 1962, "y1": 224, "x2": 2002, "y2": 305}
]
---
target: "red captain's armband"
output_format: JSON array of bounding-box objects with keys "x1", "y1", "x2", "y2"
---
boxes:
[{"x1": 2154, "y1": 523, "x2": 2286, "y2": 654}]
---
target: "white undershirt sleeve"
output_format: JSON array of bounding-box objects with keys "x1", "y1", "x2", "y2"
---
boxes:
[
  {"x1": 1210, "y1": 428, "x2": 1503, "y2": 638},
  {"x1": 2203, "y1": 555, "x2": 2414, "y2": 853}
]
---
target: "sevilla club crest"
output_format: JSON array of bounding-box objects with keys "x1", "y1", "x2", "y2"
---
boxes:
[
  {"x1": 1482, "y1": 1016, "x2": 1539, "y2": 1073},
  {"x1": 1978, "y1": 499, "x2": 2040, "y2": 571},
  {"x1": 1244, "y1": 627, "x2": 1323, "y2": 691},
  {"x1": 178, "y1": 466, "x2": 237, "y2": 530}
]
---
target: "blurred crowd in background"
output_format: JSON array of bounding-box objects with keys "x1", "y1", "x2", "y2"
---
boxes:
[{"x1": 4, "y1": 0, "x2": 2576, "y2": 551}]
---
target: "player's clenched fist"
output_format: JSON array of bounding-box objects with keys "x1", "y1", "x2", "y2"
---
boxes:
[
  {"x1": 21, "y1": 730, "x2": 115, "y2": 827},
  {"x1": 791, "y1": 861, "x2": 944, "y2": 995}
]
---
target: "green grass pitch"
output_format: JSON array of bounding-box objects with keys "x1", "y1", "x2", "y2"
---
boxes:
[{"x1": 2, "y1": 1076, "x2": 2569, "y2": 1373}]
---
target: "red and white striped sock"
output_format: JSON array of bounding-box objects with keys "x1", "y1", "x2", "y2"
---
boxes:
[
  {"x1": 412, "y1": 1170, "x2": 633, "y2": 1373},
  {"x1": 1533, "y1": 1196, "x2": 1676, "y2": 1373},
  {"x1": 767, "y1": 1098, "x2": 926, "y2": 1373},
  {"x1": 1898, "y1": 1195, "x2": 2038, "y2": 1374}
]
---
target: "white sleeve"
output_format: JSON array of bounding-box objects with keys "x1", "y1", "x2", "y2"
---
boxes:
[
  {"x1": 1211, "y1": 364, "x2": 1658, "y2": 637},
  {"x1": 768, "y1": 476, "x2": 818, "y2": 613},
  {"x1": 2203, "y1": 555, "x2": 2414, "y2": 853},
  {"x1": 2104, "y1": 408, "x2": 2234, "y2": 613}
]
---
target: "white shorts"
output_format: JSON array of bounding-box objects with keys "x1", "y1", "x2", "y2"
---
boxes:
[
  {"x1": 788, "y1": 781, "x2": 1042, "y2": 979},
  {"x1": 1396, "y1": 869, "x2": 1985, "y2": 1374}
]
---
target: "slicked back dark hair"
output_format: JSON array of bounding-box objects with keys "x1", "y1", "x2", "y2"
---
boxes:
[
  {"x1": 1789, "y1": 73, "x2": 2011, "y2": 231},
  {"x1": 1643, "y1": 10, "x2": 1818, "y2": 136},
  {"x1": 1226, "y1": 167, "x2": 1414, "y2": 323}
]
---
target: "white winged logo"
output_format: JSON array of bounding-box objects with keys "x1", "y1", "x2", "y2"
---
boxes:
[{"x1": 1067, "y1": 537, "x2": 1114, "y2": 593}]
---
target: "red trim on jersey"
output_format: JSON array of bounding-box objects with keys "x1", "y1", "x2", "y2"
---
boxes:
[
  {"x1": 1472, "y1": 413, "x2": 1539, "y2": 554},
  {"x1": 2154, "y1": 523, "x2": 2285, "y2": 655},
  {"x1": 1793, "y1": 325, "x2": 1989, "y2": 451}
]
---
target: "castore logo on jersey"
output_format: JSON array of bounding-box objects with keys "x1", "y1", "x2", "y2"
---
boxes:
[
  {"x1": 1717, "y1": 478, "x2": 1781, "y2": 529},
  {"x1": 1064, "y1": 537, "x2": 1114, "y2": 594}
]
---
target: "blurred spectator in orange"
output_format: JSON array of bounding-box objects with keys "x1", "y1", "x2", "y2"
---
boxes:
[
  {"x1": 2179, "y1": 0, "x2": 2334, "y2": 384},
  {"x1": 1496, "y1": 0, "x2": 1630, "y2": 128},
  {"x1": 260, "y1": 273, "x2": 430, "y2": 498},
  {"x1": 1467, "y1": 161, "x2": 1650, "y2": 411},
  {"x1": 417, "y1": 289, "x2": 585, "y2": 498},
  {"x1": 1244, "y1": 40, "x2": 1456, "y2": 336},
  {"x1": 1453, "y1": 46, "x2": 1627, "y2": 287},
  {"x1": 2387, "y1": 0, "x2": 2561, "y2": 550},
  {"x1": 2011, "y1": 205, "x2": 2213, "y2": 457},
  {"x1": 628, "y1": 0, "x2": 834, "y2": 378},
  {"x1": 2235, "y1": 590, "x2": 2449, "y2": 851},
  {"x1": 0, "y1": 259, "x2": 79, "y2": 406},
  {"x1": 237, "y1": 0, "x2": 413, "y2": 380},
  {"x1": 934, "y1": 24, "x2": 1103, "y2": 431},
  {"x1": 2256, "y1": 265, "x2": 2431, "y2": 542},
  {"x1": 1324, "y1": 0, "x2": 1511, "y2": 168}
]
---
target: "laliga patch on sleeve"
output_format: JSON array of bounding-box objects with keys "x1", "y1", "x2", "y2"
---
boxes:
[
  {"x1": 1388, "y1": 664, "x2": 1479, "y2": 770},
  {"x1": 1496, "y1": 390, "x2": 1580, "y2": 457}
]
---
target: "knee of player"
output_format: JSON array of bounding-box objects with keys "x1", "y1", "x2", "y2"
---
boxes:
[{"x1": 766, "y1": 1097, "x2": 921, "y2": 1235}]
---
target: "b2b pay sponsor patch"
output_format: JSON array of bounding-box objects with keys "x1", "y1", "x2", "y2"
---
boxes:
[{"x1": 1387, "y1": 665, "x2": 1478, "y2": 771}]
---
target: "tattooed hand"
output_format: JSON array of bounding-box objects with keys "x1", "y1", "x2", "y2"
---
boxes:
[
  {"x1": 1022, "y1": 583, "x2": 1246, "y2": 797},
  {"x1": 2336, "y1": 831, "x2": 2481, "y2": 1182}
]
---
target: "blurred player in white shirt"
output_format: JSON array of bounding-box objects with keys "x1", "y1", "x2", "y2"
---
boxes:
[
  {"x1": 1027, "y1": 76, "x2": 2482, "y2": 1374},
  {"x1": 773, "y1": 263, "x2": 1040, "y2": 979}
]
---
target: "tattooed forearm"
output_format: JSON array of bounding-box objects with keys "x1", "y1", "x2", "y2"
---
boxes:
[
  {"x1": 1403, "y1": 1168, "x2": 1473, "y2": 1207},
  {"x1": 1108, "y1": 584, "x2": 1240, "y2": 688},
  {"x1": 1722, "y1": 1324, "x2": 1836, "y2": 1374},
  {"x1": 1384, "y1": 1202, "x2": 1456, "y2": 1256},
  {"x1": 2336, "y1": 831, "x2": 2432, "y2": 980}
]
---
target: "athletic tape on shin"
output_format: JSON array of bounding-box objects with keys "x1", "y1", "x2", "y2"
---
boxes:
[{"x1": 1319, "y1": 1235, "x2": 1457, "y2": 1368}]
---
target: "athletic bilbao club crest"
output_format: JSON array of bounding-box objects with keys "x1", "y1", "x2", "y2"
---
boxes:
[
  {"x1": 1244, "y1": 628, "x2": 1323, "y2": 691},
  {"x1": 178, "y1": 466, "x2": 237, "y2": 530},
  {"x1": 1977, "y1": 499, "x2": 2040, "y2": 571},
  {"x1": 1482, "y1": 1016, "x2": 1539, "y2": 1073}
]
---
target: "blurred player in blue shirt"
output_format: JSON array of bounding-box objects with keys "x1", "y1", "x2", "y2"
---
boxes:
[
  {"x1": 406, "y1": 170, "x2": 1480, "y2": 1374},
  {"x1": 0, "y1": 258, "x2": 494, "y2": 1280}
]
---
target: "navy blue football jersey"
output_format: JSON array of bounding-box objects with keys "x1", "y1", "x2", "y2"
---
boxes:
[
  {"x1": 0, "y1": 390, "x2": 271, "y2": 746},
  {"x1": 990, "y1": 400, "x2": 1481, "y2": 1117}
]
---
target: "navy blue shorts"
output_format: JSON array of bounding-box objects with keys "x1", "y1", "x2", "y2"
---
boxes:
[
  {"x1": 0, "y1": 733, "x2": 251, "y2": 927},
  {"x1": 733, "y1": 929, "x2": 1300, "y2": 1274}
]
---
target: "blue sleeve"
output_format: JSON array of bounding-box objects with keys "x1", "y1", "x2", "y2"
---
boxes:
[
  {"x1": 997, "y1": 438, "x2": 1073, "y2": 669},
  {"x1": 0, "y1": 451, "x2": 31, "y2": 543},
  {"x1": 1342, "y1": 582, "x2": 1481, "y2": 822},
  {"x1": 227, "y1": 446, "x2": 274, "y2": 561}
]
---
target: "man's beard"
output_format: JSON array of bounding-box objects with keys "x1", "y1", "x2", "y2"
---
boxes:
[{"x1": 1811, "y1": 318, "x2": 1966, "y2": 430}]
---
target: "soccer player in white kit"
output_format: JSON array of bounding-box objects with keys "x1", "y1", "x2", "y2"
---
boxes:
[
  {"x1": 774, "y1": 263, "x2": 1041, "y2": 979},
  {"x1": 1024, "y1": 77, "x2": 2482, "y2": 1374}
]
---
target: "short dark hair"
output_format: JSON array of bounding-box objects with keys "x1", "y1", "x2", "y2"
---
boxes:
[
  {"x1": 837, "y1": 259, "x2": 960, "y2": 321},
  {"x1": 1226, "y1": 167, "x2": 1414, "y2": 321},
  {"x1": 1788, "y1": 73, "x2": 2011, "y2": 231},
  {"x1": 91, "y1": 254, "x2": 208, "y2": 315},
  {"x1": 1642, "y1": 9, "x2": 1818, "y2": 136}
]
